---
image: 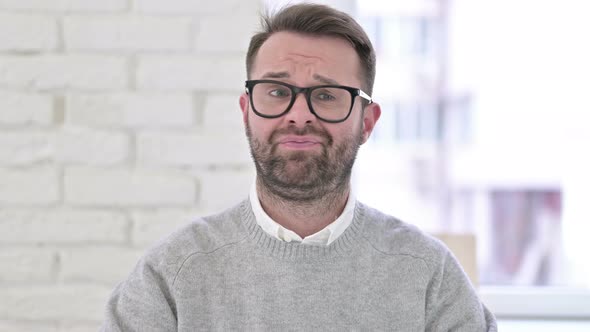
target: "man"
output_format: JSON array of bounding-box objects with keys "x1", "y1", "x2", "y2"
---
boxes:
[{"x1": 102, "y1": 3, "x2": 497, "y2": 331}]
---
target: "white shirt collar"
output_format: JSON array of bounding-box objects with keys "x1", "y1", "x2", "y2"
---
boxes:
[{"x1": 249, "y1": 182, "x2": 356, "y2": 246}]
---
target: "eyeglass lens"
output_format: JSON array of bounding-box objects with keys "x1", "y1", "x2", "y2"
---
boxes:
[{"x1": 251, "y1": 82, "x2": 352, "y2": 121}]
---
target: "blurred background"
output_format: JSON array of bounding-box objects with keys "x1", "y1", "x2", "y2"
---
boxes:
[{"x1": 0, "y1": 0, "x2": 588, "y2": 330}]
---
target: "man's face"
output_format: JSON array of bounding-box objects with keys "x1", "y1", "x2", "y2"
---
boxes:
[{"x1": 239, "y1": 32, "x2": 380, "y2": 202}]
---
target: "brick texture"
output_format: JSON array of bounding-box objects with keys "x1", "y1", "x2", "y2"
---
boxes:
[
  {"x1": 137, "y1": 131, "x2": 251, "y2": 167},
  {"x1": 64, "y1": 167, "x2": 197, "y2": 206},
  {"x1": 0, "y1": 0, "x2": 261, "y2": 327},
  {"x1": 0, "y1": 209, "x2": 128, "y2": 244},
  {"x1": 196, "y1": 168, "x2": 254, "y2": 211},
  {"x1": 0, "y1": 13, "x2": 58, "y2": 51},
  {"x1": 0, "y1": 55, "x2": 128, "y2": 90},
  {"x1": 0, "y1": 167, "x2": 60, "y2": 205},
  {"x1": 134, "y1": 0, "x2": 246, "y2": 14},
  {"x1": 0, "y1": 285, "x2": 111, "y2": 321},
  {"x1": 202, "y1": 93, "x2": 245, "y2": 130},
  {"x1": 0, "y1": 249, "x2": 57, "y2": 283},
  {"x1": 55, "y1": 126, "x2": 130, "y2": 165},
  {"x1": 0, "y1": 0, "x2": 128, "y2": 12},
  {"x1": 194, "y1": 15, "x2": 257, "y2": 54},
  {"x1": 130, "y1": 208, "x2": 205, "y2": 247},
  {"x1": 65, "y1": 93, "x2": 195, "y2": 128},
  {"x1": 64, "y1": 16, "x2": 192, "y2": 52},
  {"x1": 137, "y1": 55, "x2": 245, "y2": 91},
  {"x1": 0, "y1": 131, "x2": 54, "y2": 165},
  {"x1": 0, "y1": 321, "x2": 58, "y2": 332},
  {"x1": 59, "y1": 324, "x2": 98, "y2": 332},
  {"x1": 0, "y1": 91, "x2": 53, "y2": 126},
  {"x1": 59, "y1": 247, "x2": 142, "y2": 284}
]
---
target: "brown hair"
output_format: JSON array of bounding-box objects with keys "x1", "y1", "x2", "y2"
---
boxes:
[{"x1": 246, "y1": 3, "x2": 376, "y2": 95}]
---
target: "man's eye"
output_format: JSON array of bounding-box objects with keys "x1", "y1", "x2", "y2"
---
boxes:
[
  {"x1": 269, "y1": 89, "x2": 290, "y2": 97},
  {"x1": 316, "y1": 93, "x2": 336, "y2": 101}
]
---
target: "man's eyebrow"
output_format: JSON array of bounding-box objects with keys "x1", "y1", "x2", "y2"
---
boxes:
[
  {"x1": 313, "y1": 74, "x2": 339, "y2": 85},
  {"x1": 261, "y1": 72, "x2": 290, "y2": 79},
  {"x1": 260, "y1": 72, "x2": 340, "y2": 85}
]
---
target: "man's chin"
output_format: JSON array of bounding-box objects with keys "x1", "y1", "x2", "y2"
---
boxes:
[
  {"x1": 276, "y1": 166, "x2": 317, "y2": 184},
  {"x1": 276, "y1": 149, "x2": 321, "y2": 162},
  {"x1": 269, "y1": 178, "x2": 322, "y2": 199}
]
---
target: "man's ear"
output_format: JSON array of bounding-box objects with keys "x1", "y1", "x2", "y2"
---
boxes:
[
  {"x1": 239, "y1": 93, "x2": 249, "y2": 125},
  {"x1": 361, "y1": 102, "x2": 381, "y2": 144}
]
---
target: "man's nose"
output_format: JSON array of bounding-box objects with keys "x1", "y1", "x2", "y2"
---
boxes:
[{"x1": 284, "y1": 92, "x2": 316, "y2": 126}]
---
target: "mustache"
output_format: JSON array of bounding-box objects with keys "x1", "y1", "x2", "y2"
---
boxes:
[{"x1": 268, "y1": 125, "x2": 333, "y2": 146}]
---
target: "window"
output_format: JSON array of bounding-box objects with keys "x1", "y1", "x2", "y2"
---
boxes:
[
  {"x1": 354, "y1": 0, "x2": 590, "y2": 318},
  {"x1": 265, "y1": 0, "x2": 590, "y2": 318}
]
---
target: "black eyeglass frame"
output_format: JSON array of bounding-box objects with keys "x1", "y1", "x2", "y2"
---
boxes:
[{"x1": 244, "y1": 79, "x2": 373, "y2": 123}]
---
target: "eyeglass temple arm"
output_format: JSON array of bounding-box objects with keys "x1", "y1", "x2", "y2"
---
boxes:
[{"x1": 359, "y1": 90, "x2": 373, "y2": 104}]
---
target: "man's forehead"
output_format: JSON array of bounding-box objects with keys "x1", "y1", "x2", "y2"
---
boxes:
[
  {"x1": 251, "y1": 32, "x2": 361, "y2": 84},
  {"x1": 257, "y1": 32, "x2": 355, "y2": 58},
  {"x1": 260, "y1": 71, "x2": 340, "y2": 85}
]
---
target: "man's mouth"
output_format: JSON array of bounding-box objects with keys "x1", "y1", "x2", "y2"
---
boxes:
[{"x1": 278, "y1": 136, "x2": 322, "y2": 149}]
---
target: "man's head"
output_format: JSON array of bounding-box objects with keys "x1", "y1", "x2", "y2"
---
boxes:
[
  {"x1": 246, "y1": 3, "x2": 376, "y2": 96},
  {"x1": 240, "y1": 4, "x2": 381, "y2": 203}
]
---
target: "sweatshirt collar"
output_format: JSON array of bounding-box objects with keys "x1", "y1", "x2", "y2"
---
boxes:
[{"x1": 249, "y1": 182, "x2": 356, "y2": 246}]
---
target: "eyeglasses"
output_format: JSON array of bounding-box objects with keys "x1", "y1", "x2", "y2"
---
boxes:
[{"x1": 245, "y1": 80, "x2": 373, "y2": 123}]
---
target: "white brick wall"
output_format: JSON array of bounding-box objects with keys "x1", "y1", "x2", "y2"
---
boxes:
[
  {"x1": 59, "y1": 247, "x2": 143, "y2": 284},
  {"x1": 195, "y1": 15, "x2": 258, "y2": 54},
  {"x1": 0, "y1": 321, "x2": 59, "y2": 332},
  {"x1": 0, "y1": 0, "x2": 261, "y2": 327},
  {"x1": 0, "y1": 285, "x2": 111, "y2": 321},
  {"x1": 59, "y1": 325, "x2": 97, "y2": 332},
  {"x1": 134, "y1": 0, "x2": 246, "y2": 15},
  {"x1": 196, "y1": 168, "x2": 255, "y2": 211},
  {"x1": 0, "y1": 249, "x2": 57, "y2": 282},
  {"x1": 64, "y1": 167, "x2": 197, "y2": 206},
  {"x1": 0, "y1": 91, "x2": 54, "y2": 126},
  {"x1": 0, "y1": 209, "x2": 128, "y2": 244},
  {"x1": 65, "y1": 93, "x2": 195, "y2": 128},
  {"x1": 56, "y1": 126, "x2": 130, "y2": 165},
  {"x1": 0, "y1": 55, "x2": 128, "y2": 90},
  {"x1": 0, "y1": 13, "x2": 58, "y2": 51},
  {"x1": 137, "y1": 131, "x2": 251, "y2": 166},
  {"x1": 0, "y1": 167, "x2": 60, "y2": 205},
  {"x1": 137, "y1": 55, "x2": 245, "y2": 91},
  {"x1": 0, "y1": 0, "x2": 128, "y2": 12},
  {"x1": 202, "y1": 93, "x2": 245, "y2": 130},
  {"x1": 64, "y1": 16, "x2": 192, "y2": 52},
  {"x1": 0, "y1": 131, "x2": 53, "y2": 165},
  {"x1": 130, "y1": 208, "x2": 205, "y2": 246}
]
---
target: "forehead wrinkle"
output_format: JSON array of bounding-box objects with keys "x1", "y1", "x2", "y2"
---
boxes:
[
  {"x1": 280, "y1": 52, "x2": 327, "y2": 69},
  {"x1": 257, "y1": 51, "x2": 346, "y2": 86},
  {"x1": 284, "y1": 51, "x2": 325, "y2": 61},
  {"x1": 260, "y1": 71, "x2": 339, "y2": 86}
]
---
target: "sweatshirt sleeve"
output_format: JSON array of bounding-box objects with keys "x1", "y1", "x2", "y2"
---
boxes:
[
  {"x1": 100, "y1": 255, "x2": 178, "y2": 332},
  {"x1": 424, "y1": 250, "x2": 498, "y2": 332}
]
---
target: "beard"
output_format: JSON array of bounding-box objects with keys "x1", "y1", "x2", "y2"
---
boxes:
[{"x1": 245, "y1": 121, "x2": 363, "y2": 203}]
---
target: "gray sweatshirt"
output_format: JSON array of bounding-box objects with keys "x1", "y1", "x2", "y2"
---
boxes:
[{"x1": 101, "y1": 200, "x2": 497, "y2": 331}]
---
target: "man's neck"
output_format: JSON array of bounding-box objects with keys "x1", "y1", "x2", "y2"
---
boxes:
[{"x1": 256, "y1": 178, "x2": 350, "y2": 239}]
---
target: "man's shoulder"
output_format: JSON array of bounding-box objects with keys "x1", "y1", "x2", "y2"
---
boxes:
[
  {"x1": 141, "y1": 200, "x2": 250, "y2": 272},
  {"x1": 357, "y1": 202, "x2": 449, "y2": 264}
]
